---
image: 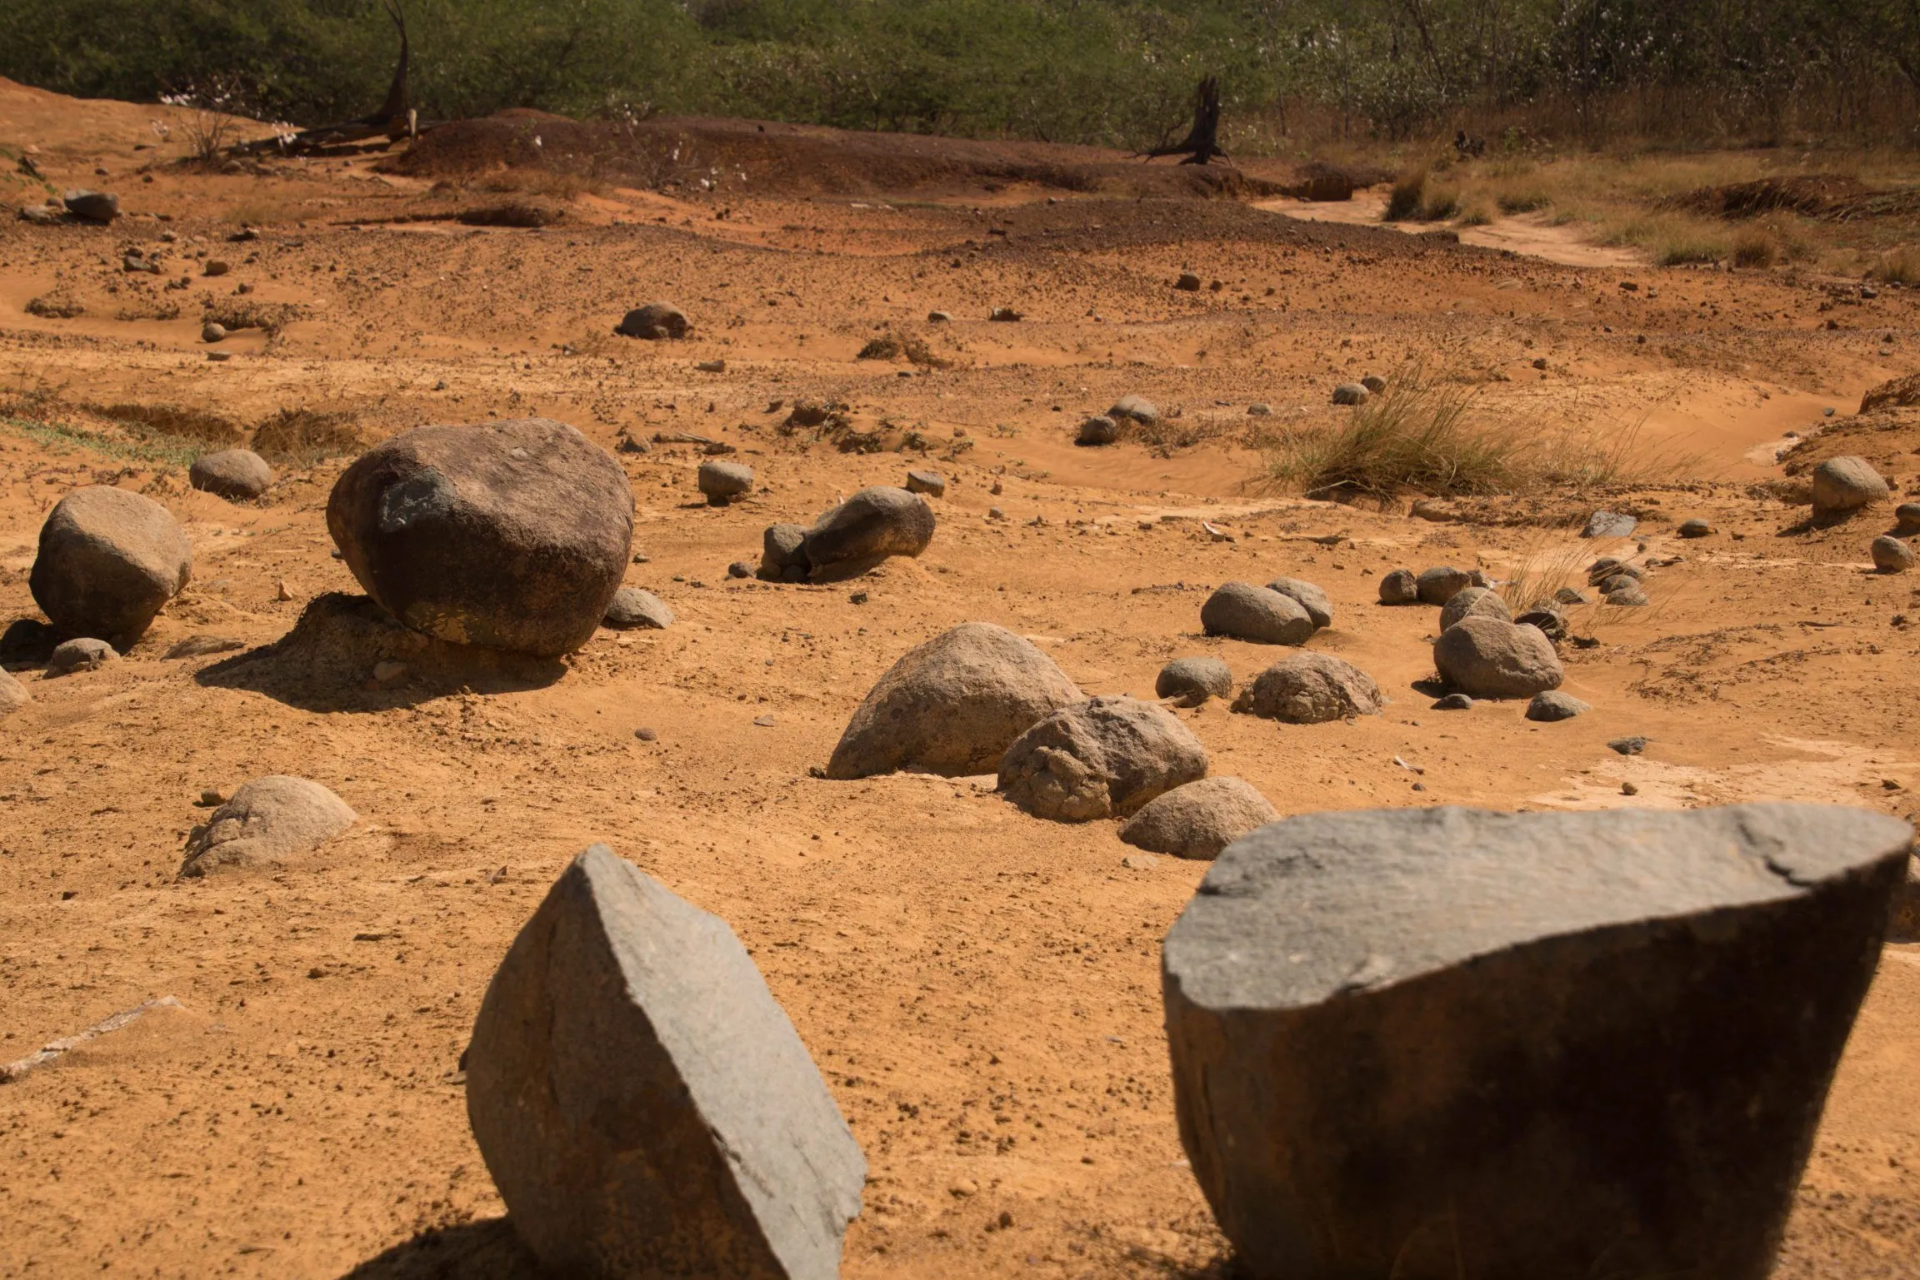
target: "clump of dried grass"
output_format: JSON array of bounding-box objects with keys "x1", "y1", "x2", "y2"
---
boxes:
[
  {"x1": 251, "y1": 408, "x2": 363, "y2": 464},
  {"x1": 855, "y1": 331, "x2": 948, "y2": 367}
]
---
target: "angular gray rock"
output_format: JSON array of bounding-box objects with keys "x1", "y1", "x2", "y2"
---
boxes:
[
  {"x1": 1120, "y1": 777, "x2": 1278, "y2": 861},
  {"x1": 614, "y1": 302, "x2": 689, "y2": 339},
  {"x1": 603, "y1": 588, "x2": 674, "y2": 630},
  {"x1": 0, "y1": 668, "x2": 27, "y2": 717},
  {"x1": 1439, "y1": 584, "x2": 1511, "y2": 632},
  {"x1": 1416, "y1": 565, "x2": 1473, "y2": 606},
  {"x1": 1582, "y1": 509, "x2": 1638, "y2": 538},
  {"x1": 760, "y1": 523, "x2": 810, "y2": 582},
  {"x1": 326, "y1": 418, "x2": 633, "y2": 657},
  {"x1": 828, "y1": 623, "x2": 1081, "y2": 779},
  {"x1": 697, "y1": 460, "x2": 753, "y2": 506},
  {"x1": 1871, "y1": 535, "x2": 1914, "y2": 573},
  {"x1": 189, "y1": 448, "x2": 273, "y2": 501},
  {"x1": 1811, "y1": 456, "x2": 1889, "y2": 517},
  {"x1": 1232, "y1": 652, "x2": 1383, "y2": 725},
  {"x1": 466, "y1": 845, "x2": 865, "y2": 1280},
  {"x1": 179, "y1": 776, "x2": 356, "y2": 877},
  {"x1": 1331, "y1": 383, "x2": 1369, "y2": 406},
  {"x1": 1156, "y1": 657, "x2": 1233, "y2": 708},
  {"x1": 1162, "y1": 804, "x2": 1912, "y2": 1280},
  {"x1": 1378, "y1": 569, "x2": 1419, "y2": 605},
  {"x1": 905, "y1": 470, "x2": 946, "y2": 497},
  {"x1": 1076, "y1": 415, "x2": 1118, "y2": 446},
  {"x1": 1526, "y1": 690, "x2": 1590, "y2": 721},
  {"x1": 1200, "y1": 583, "x2": 1314, "y2": 646},
  {"x1": 47, "y1": 637, "x2": 116, "y2": 675},
  {"x1": 999, "y1": 696, "x2": 1207, "y2": 822},
  {"x1": 804, "y1": 487, "x2": 935, "y2": 576},
  {"x1": 30, "y1": 486, "x2": 192, "y2": 645},
  {"x1": 1434, "y1": 617, "x2": 1563, "y2": 699},
  {"x1": 1264, "y1": 577, "x2": 1333, "y2": 631}
]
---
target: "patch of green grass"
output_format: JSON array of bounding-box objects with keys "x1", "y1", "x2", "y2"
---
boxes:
[{"x1": 0, "y1": 415, "x2": 201, "y2": 467}]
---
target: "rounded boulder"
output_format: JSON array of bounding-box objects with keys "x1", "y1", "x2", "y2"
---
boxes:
[
  {"x1": 30, "y1": 486, "x2": 192, "y2": 645},
  {"x1": 1379, "y1": 569, "x2": 1420, "y2": 605},
  {"x1": 603, "y1": 588, "x2": 674, "y2": 630},
  {"x1": 1157, "y1": 657, "x2": 1233, "y2": 707},
  {"x1": 804, "y1": 487, "x2": 935, "y2": 577},
  {"x1": 1232, "y1": 652, "x2": 1384, "y2": 724},
  {"x1": 697, "y1": 460, "x2": 753, "y2": 506},
  {"x1": 1120, "y1": 777, "x2": 1279, "y2": 860},
  {"x1": 190, "y1": 448, "x2": 273, "y2": 501},
  {"x1": 325, "y1": 418, "x2": 633, "y2": 657},
  {"x1": 828, "y1": 623, "x2": 1082, "y2": 779},
  {"x1": 179, "y1": 776, "x2": 356, "y2": 877},
  {"x1": 1440, "y1": 585, "x2": 1511, "y2": 632},
  {"x1": 1872, "y1": 535, "x2": 1914, "y2": 573},
  {"x1": 1417, "y1": 565, "x2": 1475, "y2": 605},
  {"x1": 1811, "y1": 456, "x2": 1889, "y2": 517},
  {"x1": 1265, "y1": 577, "x2": 1333, "y2": 631},
  {"x1": 999, "y1": 696, "x2": 1208, "y2": 822},
  {"x1": 1434, "y1": 617, "x2": 1564, "y2": 700},
  {"x1": 1077, "y1": 416, "x2": 1119, "y2": 446},
  {"x1": 614, "y1": 303, "x2": 689, "y2": 340},
  {"x1": 1201, "y1": 583, "x2": 1314, "y2": 646}
]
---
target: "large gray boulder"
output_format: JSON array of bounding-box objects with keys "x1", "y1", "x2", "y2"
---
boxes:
[
  {"x1": 828, "y1": 623, "x2": 1081, "y2": 779},
  {"x1": 178, "y1": 776, "x2": 355, "y2": 877},
  {"x1": 999, "y1": 696, "x2": 1207, "y2": 822},
  {"x1": 1200, "y1": 583, "x2": 1314, "y2": 646},
  {"x1": 1811, "y1": 456, "x2": 1889, "y2": 517},
  {"x1": 1434, "y1": 616, "x2": 1563, "y2": 699},
  {"x1": 326, "y1": 418, "x2": 633, "y2": 657},
  {"x1": 1232, "y1": 652, "x2": 1383, "y2": 724},
  {"x1": 1162, "y1": 804, "x2": 1912, "y2": 1280},
  {"x1": 1264, "y1": 577, "x2": 1333, "y2": 631},
  {"x1": 466, "y1": 845, "x2": 865, "y2": 1280},
  {"x1": 30, "y1": 486, "x2": 192, "y2": 645},
  {"x1": 1119, "y1": 777, "x2": 1277, "y2": 860},
  {"x1": 804, "y1": 487, "x2": 935, "y2": 577},
  {"x1": 189, "y1": 449, "x2": 273, "y2": 501}
]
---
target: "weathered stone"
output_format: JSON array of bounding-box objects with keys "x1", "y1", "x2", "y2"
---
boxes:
[
  {"x1": 1175, "y1": 272, "x2": 1202, "y2": 291},
  {"x1": 179, "y1": 776, "x2": 355, "y2": 876},
  {"x1": 804, "y1": 487, "x2": 935, "y2": 577},
  {"x1": 326, "y1": 418, "x2": 632, "y2": 657},
  {"x1": 760, "y1": 524, "x2": 809, "y2": 580},
  {"x1": 989, "y1": 306, "x2": 1021, "y2": 322},
  {"x1": 1264, "y1": 577, "x2": 1333, "y2": 631},
  {"x1": 603, "y1": 587, "x2": 674, "y2": 630},
  {"x1": 1527, "y1": 690, "x2": 1591, "y2": 721},
  {"x1": 1896, "y1": 503, "x2": 1920, "y2": 533},
  {"x1": 1076, "y1": 415, "x2": 1118, "y2": 446},
  {"x1": 1232, "y1": 653, "x2": 1383, "y2": 725},
  {"x1": 1433, "y1": 692, "x2": 1474, "y2": 711},
  {"x1": 201, "y1": 322, "x2": 228, "y2": 344},
  {"x1": 999, "y1": 696, "x2": 1207, "y2": 822},
  {"x1": 1586, "y1": 558, "x2": 1640, "y2": 587},
  {"x1": 697, "y1": 460, "x2": 753, "y2": 506},
  {"x1": 613, "y1": 302, "x2": 689, "y2": 339},
  {"x1": 1120, "y1": 777, "x2": 1278, "y2": 860},
  {"x1": 1582, "y1": 509, "x2": 1638, "y2": 538},
  {"x1": 1811, "y1": 456, "x2": 1889, "y2": 517},
  {"x1": 1156, "y1": 657, "x2": 1233, "y2": 707},
  {"x1": 1163, "y1": 804, "x2": 1912, "y2": 1280},
  {"x1": 1554, "y1": 586, "x2": 1588, "y2": 605},
  {"x1": 1871, "y1": 535, "x2": 1914, "y2": 573},
  {"x1": 1361, "y1": 374, "x2": 1388, "y2": 394},
  {"x1": 47, "y1": 637, "x2": 116, "y2": 675},
  {"x1": 189, "y1": 448, "x2": 272, "y2": 501},
  {"x1": 466, "y1": 845, "x2": 865, "y2": 1280},
  {"x1": 62, "y1": 189, "x2": 119, "y2": 222},
  {"x1": 1514, "y1": 604, "x2": 1568, "y2": 643},
  {"x1": 0, "y1": 668, "x2": 27, "y2": 717},
  {"x1": 1679, "y1": 518, "x2": 1713, "y2": 538},
  {"x1": 1331, "y1": 383, "x2": 1369, "y2": 406},
  {"x1": 1434, "y1": 617, "x2": 1563, "y2": 699},
  {"x1": 1378, "y1": 569, "x2": 1419, "y2": 605},
  {"x1": 1416, "y1": 566, "x2": 1473, "y2": 606},
  {"x1": 1201, "y1": 583, "x2": 1314, "y2": 646},
  {"x1": 1108, "y1": 395, "x2": 1159, "y2": 427},
  {"x1": 828, "y1": 623, "x2": 1081, "y2": 779},
  {"x1": 30, "y1": 486, "x2": 192, "y2": 645},
  {"x1": 1607, "y1": 582, "x2": 1651, "y2": 606},
  {"x1": 905, "y1": 470, "x2": 947, "y2": 497},
  {"x1": 1439, "y1": 585, "x2": 1511, "y2": 632}
]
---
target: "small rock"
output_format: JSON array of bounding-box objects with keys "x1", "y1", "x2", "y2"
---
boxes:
[
  {"x1": 1871, "y1": 535, "x2": 1914, "y2": 573},
  {"x1": 1076, "y1": 415, "x2": 1119, "y2": 446},
  {"x1": 1332, "y1": 383, "x2": 1370, "y2": 406},
  {"x1": 988, "y1": 506, "x2": 1006, "y2": 521},
  {"x1": 1378, "y1": 569, "x2": 1420, "y2": 605},
  {"x1": 62, "y1": 189, "x2": 119, "y2": 222},
  {"x1": 206, "y1": 351, "x2": 231, "y2": 363},
  {"x1": 614, "y1": 302, "x2": 689, "y2": 339},
  {"x1": 1583, "y1": 510, "x2": 1638, "y2": 538},
  {"x1": 1895, "y1": 502, "x2": 1920, "y2": 533},
  {"x1": 1554, "y1": 586, "x2": 1589, "y2": 605},
  {"x1": 1434, "y1": 618, "x2": 1564, "y2": 700},
  {"x1": 48, "y1": 637, "x2": 117, "y2": 675},
  {"x1": 203, "y1": 260, "x2": 230, "y2": 277},
  {"x1": 728, "y1": 560, "x2": 753, "y2": 579},
  {"x1": 201, "y1": 322, "x2": 228, "y2": 344},
  {"x1": 634, "y1": 727, "x2": 657, "y2": 741},
  {"x1": 1416, "y1": 566, "x2": 1474, "y2": 606},
  {"x1": 697, "y1": 460, "x2": 754, "y2": 506},
  {"x1": 760, "y1": 523, "x2": 810, "y2": 580},
  {"x1": 1811, "y1": 456, "x2": 1890, "y2": 518},
  {"x1": 905, "y1": 470, "x2": 947, "y2": 497},
  {"x1": 1526, "y1": 690, "x2": 1591, "y2": 722},
  {"x1": 1157, "y1": 657, "x2": 1234, "y2": 708},
  {"x1": 179, "y1": 776, "x2": 356, "y2": 876},
  {"x1": 1678, "y1": 519, "x2": 1713, "y2": 538},
  {"x1": 1108, "y1": 395, "x2": 1159, "y2": 427},
  {"x1": 1175, "y1": 272, "x2": 1202, "y2": 291},
  {"x1": 1607, "y1": 583, "x2": 1651, "y2": 606},
  {"x1": 989, "y1": 306, "x2": 1021, "y2": 322},
  {"x1": 695, "y1": 359, "x2": 726, "y2": 373},
  {"x1": 276, "y1": 580, "x2": 294, "y2": 602},
  {"x1": 1264, "y1": 577, "x2": 1333, "y2": 631},
  {"x1": 1202, "y1": 582, "x2": 1314, "y2": 646},
  {"x1": 1232, "y1": 653, "x2": 1383, "y2": 725},
  {"x1": 849, "y1": 590, "x2": 869, "y2": 605},
  {"x1": 1514, "y1": 605, "x2": 1569, "y2": 643},
  {"x1": 1433, "y1": 692, "x2": 1474, "y2": 711},
  {"x1": 188, "y1": 448, "x2": 272, "y2": 500},
  {"x1": 603, "y1": 587, "x2": 674, "y2": 630},
  {"x1": 926, "y1": 310, "x2": 952, "y2": 323},
  {"x1": 753, "y1": 714, "x2": 776, "y2": 727},
  {"x1": 999, "y1": 696, "x2": 1208, "y2": 822},
  {"x1": 804, "y1": 487, "x2": 935, "y2": 576},
  {"x1": 1119, "y1": 777, "x2": 1279, "y2": 860},
  {"x1": 1586, "y1": 558, "x2": 1640, "y2": 587},
  {"x1": 1122, "y1": 853, "x2": 1159, "y2": 870},
  {"x1": 1361, "y1": 374, "x2": 1388, "y2": 394},
  {"x1": 1248, "y1": 403, "x2": 1272, "y2": 416},
  {"x1": 1609, "y1": 736, "x2": 1648, "y2": 755}
]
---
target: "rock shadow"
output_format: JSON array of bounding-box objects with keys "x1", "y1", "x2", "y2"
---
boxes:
[
  {"x1": 196, "y1": 593, "x2": 566, "y2": 712},
  {"x1": 336, "y1": 1218, "x2": 541, "y2": 1280}
]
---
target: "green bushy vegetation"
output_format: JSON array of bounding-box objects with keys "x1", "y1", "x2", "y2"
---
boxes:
[{"x1": 2, "y1": 0, "x2": 1918, "y2": 150}]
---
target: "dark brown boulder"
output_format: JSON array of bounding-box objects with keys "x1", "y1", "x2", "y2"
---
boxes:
[
  {"x1": 30, "y1": 486, "x2": 192, "y2": 645},
  {"x1": 803, "y1": 486, "x2": 934, "y2": 577},
  {"x1": 326, "y1": 419, "x2": 632, "y2": 657}
]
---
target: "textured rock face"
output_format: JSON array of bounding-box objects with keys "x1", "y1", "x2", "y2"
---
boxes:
[
  {"x1": 614, "y1": 302, "x2": 689, "y2": 339},
  {"x1": 1871, "y1": 535, "x2": 1914, "y2": 573},
  {"x1": 47, "y1": 637, "x2": 116, "y2": 675},
  {"x1": 603, "y1": 588, "x2": 674, "y2": 630},
  {"x1": 1156, "y1": 657, "x2": 1233, "y2": 707},
  {"x1": 326, "y1": 419, "x2": 633, "y2": 657},
  {"x1": 1811, "y1": 456, "x2": 1889, "y2": 516},
  {"x1": 1378, "y1": 569, "x2": 1419, "y2": 605},
  {"x1": 179, "y1": 776, "x2": 356, "y2": 877},
  {"x1": 760, "y1": 523, "x2": 810, "y2": 581},
  {"x1": 803, "y1": 487, "x2": 935, "y2": 576},
  {"x1": 1415, "y1": 565, "x2": 1474, "y2": 605},
  {"x1": 905, "y1": 470, "x2": 946, "y2": 497},
  {"x1": 698, "y1": 460, "x2": 754, "y2": 505},
  {"x1": 1163, "y1": 804, "x2": 1913, "y2": 1280},
  {"x1": 1526, "y1": 690, "x2": 1590, "y2": 722},
  {"x1": 1108, "y1": 395, "x2": 1159, "y2": 425},
  {"x1": 466, "y1": 846, "x2": 866, "y2": 1280},
  {"x1": 189, "y1": 449, "x2": 273, "y2": 501},
  {"x1": 999, "y1": 696, "x2": 1207, "y2": 822},
  {"x1": 1434, "y1": 617, "x2": 1564, "y2": 699},
  {"x1": 828, "y1": 623, "x2": 1082, "y2": 779},
  {"x1": 1200, "y1": 583, "x2": 1314, "y2": 646},
  {"x1": 1439, "y1": 584, "x2": 1511, "y2": 632},
  {"x1": 0, "y1": 668, "x2": 27, "y2": 717},
  {"x1": 1076, "y1": 415, "x2": 1118, "y2": 446},
  {"x1": 30, "y1": 486, "x2": 192, "y2": 645},
  {"x1": 1232, "y1": 653, "x2": 1384, "y2": 725},
  {"x1": 1264, "y1": 577, "x2": 1333, "y2": 631},
  {"x1": 1119, "y1": 777, "x2": 1278, "y2": 860}
]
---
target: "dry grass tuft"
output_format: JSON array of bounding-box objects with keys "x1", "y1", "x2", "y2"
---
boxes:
[
  {"x1": 250, "y1": 408, "x2": 364, "y2": 464},
  {"x1": 1731, "y1": 226, "x2": 1780, "y2": 269},
  {"x1": 1871, "y1": 246, "x2": 1920, "y2": 286},
  {"x1": 94, "y1": 402, "x2": 245, "y2": 446}
]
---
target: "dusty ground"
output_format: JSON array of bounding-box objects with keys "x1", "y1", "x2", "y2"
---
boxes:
[{"x1": 3, "y1": 77, "x2": 1920, "y2": 1279}]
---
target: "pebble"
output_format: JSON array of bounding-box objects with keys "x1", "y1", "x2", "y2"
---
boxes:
[
  {"x1": 634, "y1": 727, "x2": 657, "y2": 742},
  {"x1": 753, "y1": 714, "x2": 777, "y2": 727}
]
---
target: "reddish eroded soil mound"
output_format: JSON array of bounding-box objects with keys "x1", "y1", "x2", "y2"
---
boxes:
[{"x1": 386, "y1": 111, "x2": 1286, "y2": 201}]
